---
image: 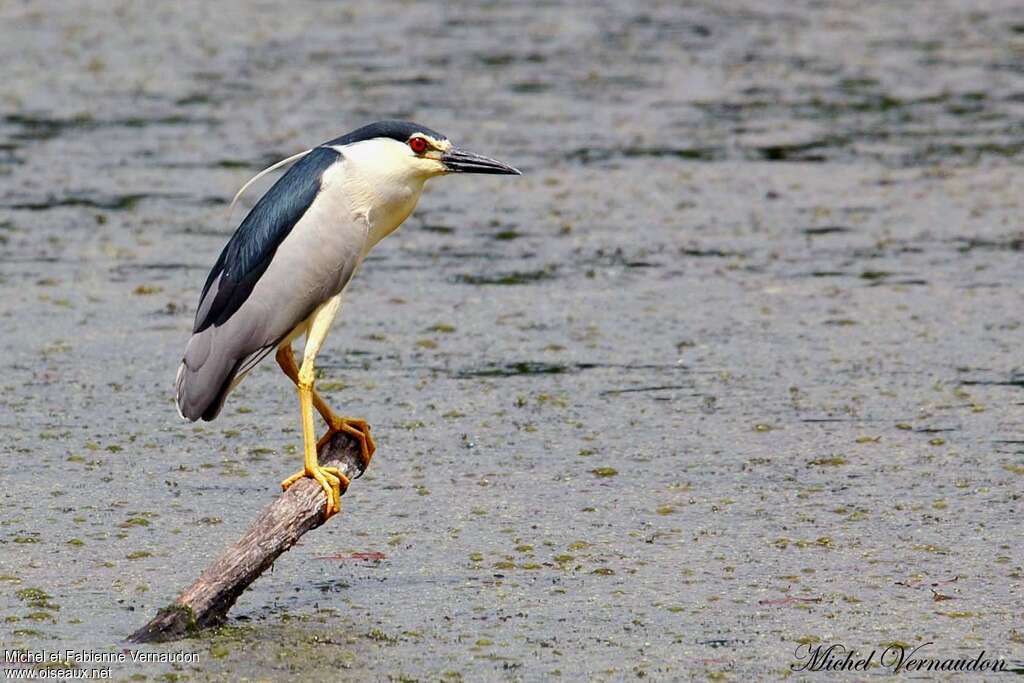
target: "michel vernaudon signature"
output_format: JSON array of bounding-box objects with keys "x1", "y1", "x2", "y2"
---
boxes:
[{"x1": 791, "y1": 642, "x2": 1009, "y2": 674}]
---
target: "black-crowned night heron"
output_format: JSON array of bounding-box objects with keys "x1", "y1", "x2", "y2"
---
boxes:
[{"x1": 175, "y1": 121, "x2": 520, "y2": 517}]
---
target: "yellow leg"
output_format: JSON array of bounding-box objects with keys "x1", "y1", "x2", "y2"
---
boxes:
[
  {"x1": 279, "y1": 296, "x2": 349, "y2": 517},
  {"x1": 275, "y1": 344, "x2": 376, "y2": 471},
  {"x1": 280, "y1": 376, "x2": 346, "y2": 516}
]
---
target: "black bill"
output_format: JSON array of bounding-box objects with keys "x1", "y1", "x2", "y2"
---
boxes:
[{"x1": 442, "y1": 148, "x2": 521, "y2": 175}]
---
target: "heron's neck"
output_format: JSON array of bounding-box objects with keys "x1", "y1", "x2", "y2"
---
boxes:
[
  {"x1": 333, "y1": 146, "x2": 427, "y2": 250},
  {"x1": 364, "y1": 175, "x2": 425, "y2": 248}
]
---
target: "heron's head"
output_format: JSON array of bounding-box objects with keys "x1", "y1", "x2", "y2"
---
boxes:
[{"x1": 327, "y1": 120, "x2": 520, "y2": 183}]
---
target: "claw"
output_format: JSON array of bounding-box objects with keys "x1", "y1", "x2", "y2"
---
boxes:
[
  {"x1": 281, "y1": 464, "x2": 349, "y2": 517},
  {"x1": 317, "y1": 416, "x2": 376, "y2": 474}
]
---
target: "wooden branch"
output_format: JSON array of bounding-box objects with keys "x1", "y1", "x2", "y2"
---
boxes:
[{"x1": 128, "y1": 431, "x2": 366, "y2": 643}]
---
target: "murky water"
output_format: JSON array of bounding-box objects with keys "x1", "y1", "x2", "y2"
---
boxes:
[{"x1": 2, "y1": 0, "x2": 1023, "y2": 679}]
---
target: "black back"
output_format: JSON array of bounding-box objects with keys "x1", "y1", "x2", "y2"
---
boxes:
[{"x1": 193, "y1": 146, "x2": 342, "y2": 333}]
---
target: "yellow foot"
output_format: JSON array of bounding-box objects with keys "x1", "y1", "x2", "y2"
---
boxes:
[
  {"x1": 281, "y1": 465, "x2": 348, "y2": 517},
  {"x1": 316, "y1": 416, "x2": 376, "y2": 473}
]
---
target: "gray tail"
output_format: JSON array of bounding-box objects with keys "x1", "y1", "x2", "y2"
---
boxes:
[{"x1": 175, "y1": 328, "x2": 241, "y2": 422}]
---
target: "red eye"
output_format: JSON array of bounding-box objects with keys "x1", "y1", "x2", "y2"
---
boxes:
[{"x1": 409, "y1": 137, "x2": 428, "y2": 154}]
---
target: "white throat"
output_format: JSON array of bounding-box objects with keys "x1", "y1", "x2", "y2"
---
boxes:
[{"x1": 329, "y1": 139, "x2": 429, "y2": 250}]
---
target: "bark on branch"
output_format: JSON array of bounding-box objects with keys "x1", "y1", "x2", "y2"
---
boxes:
[{"x1": 128, "y1": 431, "x2": 366, "y2": 643}]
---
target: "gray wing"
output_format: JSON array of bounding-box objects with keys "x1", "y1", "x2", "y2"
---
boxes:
[
  {"x1": 193, "y1": 146, "x2": 342, "y2": 333},
  {"x1": 176, "y1": 146, "x2": 366, "y2": 421}
]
